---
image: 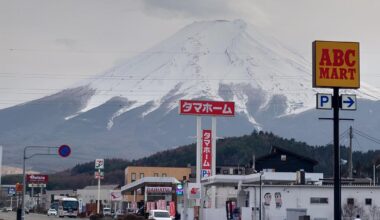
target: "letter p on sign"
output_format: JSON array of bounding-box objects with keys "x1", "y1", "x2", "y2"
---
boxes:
[{"x1": 317, "y1": 94, "x2": 332, "y2": 110}]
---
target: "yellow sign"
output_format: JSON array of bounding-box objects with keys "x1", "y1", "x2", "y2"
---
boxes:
[{"x1": 313, "y1": 41, "x2": 360, "y2": 88}]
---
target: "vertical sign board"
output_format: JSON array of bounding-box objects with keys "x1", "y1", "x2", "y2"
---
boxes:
[
  {"x1": 313, "y1": 41, "x2": 360, "y2": 89},
  {"x1": 313, "y1": 40, "x2": 360, "y2": 220},
  {"x1": 95, "y1": 159, "x2": 104, "y2": 170},
  {"x1": 201, "y1": 130, "x2": 212, "y2": 178}
]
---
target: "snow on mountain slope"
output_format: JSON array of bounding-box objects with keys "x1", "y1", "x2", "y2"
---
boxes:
[{"x1": 74, "y1": 19, "x2": 378, "y2": 128}]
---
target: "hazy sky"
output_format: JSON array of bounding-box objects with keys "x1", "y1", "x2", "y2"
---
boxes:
[{"x1": 1, "y1": 0, "x2": 380, "y2": 109}]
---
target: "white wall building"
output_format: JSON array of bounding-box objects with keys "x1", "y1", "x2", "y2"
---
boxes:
[
  {"x1": 77, "y1": 184, "x2": 119, "y2": 207},
  {"x1": 185, "y1": 172, "x2": 380, "y2": 220}
]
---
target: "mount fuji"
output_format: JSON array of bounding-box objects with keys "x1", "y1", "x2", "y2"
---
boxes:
[{"x1": 1, "y1": 20, "x2": 379, "y2": 171}]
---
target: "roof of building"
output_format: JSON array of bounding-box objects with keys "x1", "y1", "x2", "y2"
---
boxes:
[
  {"x1": 256, "y1": 146, "x2": 318, "y2": 165},
  {"x1": 121, "y1": 177, "x2": 179, "y2": 193},
  {"x1": 201, "y1": 171, "x2": 324, "y2": 186},
  {"x1": 81, "y1": 184, "x2": 119, "y2": 190}
]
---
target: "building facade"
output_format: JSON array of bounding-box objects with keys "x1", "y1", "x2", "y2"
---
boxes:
[{"x1": 124, "y1": 166, "x2": 191, "y2": 185}]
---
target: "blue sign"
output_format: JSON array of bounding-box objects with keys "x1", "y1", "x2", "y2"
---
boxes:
[
  {"x1": 176, "y1": 184, "x2": 183, "y2": 195},
  {"x1": 316, "y1": 94, "x2": 332, "y2": 110},
  {"x1": 201, "y1": 169, "x2": 211, "y2": 178},
  {"x1": 341, "y1": 94, "x2": 356, "y2": 110},
  {"x1": 8, "y1": 187, "x2": 15, "y2": 195},
  {"x1": 58, "y1": 145, "x2": 71, "y2": 158}
]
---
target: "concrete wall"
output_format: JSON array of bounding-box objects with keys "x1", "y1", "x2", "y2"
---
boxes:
[
  {"x1": 77, "y1": 188, "x2": 112, "y2": 205},
  {"x1": 246, "y1": 185, "x2": 380, "y2": 220},
  {"x1": 202, "y1": 184, "x2": 380, "y2": 220}
]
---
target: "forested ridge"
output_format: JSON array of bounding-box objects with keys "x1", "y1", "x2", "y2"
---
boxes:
[{"x1": 3, "y1": 131, "x2": 380, "y2": 189}]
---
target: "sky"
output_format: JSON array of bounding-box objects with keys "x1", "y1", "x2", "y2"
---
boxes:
[{"x1": 1, "y1": 0, "x2": 380, "y2": 109}]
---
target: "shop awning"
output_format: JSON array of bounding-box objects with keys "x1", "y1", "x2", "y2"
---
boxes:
[{"x1": 121, "y1": 177, "x2": 180, "y2": 193}]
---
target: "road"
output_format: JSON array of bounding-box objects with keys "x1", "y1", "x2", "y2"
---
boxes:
[{"x1": 0, "y1": 211, "x2": 90, "y2": 220}]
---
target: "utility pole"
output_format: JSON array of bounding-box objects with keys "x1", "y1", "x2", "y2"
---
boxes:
[{"x1": 348, "y1": 126, "x2": 353, "y2": 179}]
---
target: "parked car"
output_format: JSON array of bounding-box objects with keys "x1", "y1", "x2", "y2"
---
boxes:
[
  {"x1": 103, "y1": 207, "x2": 111, "y2": 216},
  {"x1": 2, "y1": 207, "x2": 12, "y2": 212},
  {"x1": 148, "y1": 210, "x2": 173, "y2": 220},
  {"x1": 47, "y1": 208, "x2": 58, "y2": 216}
]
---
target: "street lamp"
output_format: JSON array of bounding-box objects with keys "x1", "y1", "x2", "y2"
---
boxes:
[
  {"x1": 373, "y1": 163, "x2": 380, "y2": 186},
  {"x1": 21, "y1": 146, "x2": 61, "y2": 220},
  {"x1": 259, "y1": 171, "x2": 264, "y2": 220}
]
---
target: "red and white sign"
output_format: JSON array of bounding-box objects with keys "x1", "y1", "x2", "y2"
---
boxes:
[
  {"x1": 179, "y1": 100, "x2": 235, "y2": 116},
  {"x1": 110, "y1": 190, "x2": 122, "y2": 201},
  {"x1": 26, "y1": 174, "x2": 48, "y2": 184},
  {"x1": 146, "y1": 187, "x2": 172, "y2": 194},
  {"x1": 202, "y1": 130, "x2": 212, "y2": 178},
  {"x1": 95, "y1": 171, "x2": 104, "y2": 180}
]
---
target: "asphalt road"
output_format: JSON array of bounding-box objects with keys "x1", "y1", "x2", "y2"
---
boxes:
[{"x1": 0, "y1": 211, "x2": 90, "y2": 220}]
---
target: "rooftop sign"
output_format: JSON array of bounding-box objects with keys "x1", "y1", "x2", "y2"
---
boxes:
[
  {"x1": 313, "y1": 41, "x2": 360, "y2": 89},
  {"x1": 179, "y1": 100, "x2": 235, "y2": 116}
]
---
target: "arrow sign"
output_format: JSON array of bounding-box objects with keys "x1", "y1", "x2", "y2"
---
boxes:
[{"x1": 341, "y1": 94, "x2": 357, "y2": 110}]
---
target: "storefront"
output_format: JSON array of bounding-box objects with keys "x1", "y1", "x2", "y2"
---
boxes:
[{"x1": 121, "y1": 177, "x2": 180, "y2": 215}]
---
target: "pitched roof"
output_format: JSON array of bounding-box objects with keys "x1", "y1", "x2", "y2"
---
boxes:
[{"x1": 256, "y1": 145, "x2": 318, "y2": 165}]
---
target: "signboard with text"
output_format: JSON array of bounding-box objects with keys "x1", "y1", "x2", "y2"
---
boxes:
[
  {"x1": 26, "y1": 174, "x2": 48, "y2": 184},
  {"x1": 95, "y1": 159, "x2": 104, "y2": 170},
  {"x1": 201, "y1": 129, "x2": 212, "y2": 178},
  {"x1": 179, "y1": 100, "x2": 235, "y2": 116},
  {"x1": 313, "y1": 41, "x2": 360, "y2": 88}
]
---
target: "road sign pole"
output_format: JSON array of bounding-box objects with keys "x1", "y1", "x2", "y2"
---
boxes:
[
  {"x1": 21, "y1": 147, "x2": 26, "y2": 220},
  {"x1": 97, "y1": 169, "x2": 101, "y2": 214},
  {"x1": 333, "y1": 88, "x2": 341, "y2": 220}
]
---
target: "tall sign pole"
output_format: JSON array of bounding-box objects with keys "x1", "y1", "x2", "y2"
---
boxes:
[
  {"x1": 333, "y1": 87, "x2": 341, "y2": 219},
  {"x1": 313, "y1": 41, "x2": 360, "y2": 220},
  {"x1": 95, "y1": 159, "x2": 104, "y2": 214},
  {"x1": 179, "y1": 100, "x2": 235, "y2": 220}
]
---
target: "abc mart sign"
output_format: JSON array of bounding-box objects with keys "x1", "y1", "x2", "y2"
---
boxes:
[{"x1": 313, "y1": 41, "x2": 360, "y2": 89}]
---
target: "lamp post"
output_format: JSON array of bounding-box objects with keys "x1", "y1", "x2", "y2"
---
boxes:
[
  {"x1": 259, "y1": 171, "x2": 264, "y2": 220},
  {"x1": 21, "y1": 145, "x2": 67, "y2": 220},
  {"x1": 373, "y1": 163, "x2": 380, "y2": 186}
]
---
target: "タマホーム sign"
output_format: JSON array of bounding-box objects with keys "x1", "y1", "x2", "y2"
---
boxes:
[{"x1": 313, "y1": 41, "x2": 360, "y2": 89}]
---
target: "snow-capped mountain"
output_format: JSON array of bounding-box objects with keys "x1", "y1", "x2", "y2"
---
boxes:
[{"x1": 1, "y1": 20, "x2": 379, "y2": 171}]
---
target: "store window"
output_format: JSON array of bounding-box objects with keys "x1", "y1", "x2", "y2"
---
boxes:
[{"x1": 310, "y1": 197, "x2": 328, "y2": 204}]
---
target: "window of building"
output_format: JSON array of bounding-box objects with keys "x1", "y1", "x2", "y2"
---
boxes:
[
  {"x1": 131, "y1": 173, "x2": 136, "y2": 182},
  {"x1": 365, "y1": 198, "x2": 372, "y2": 206},
  {"x1": 223, "y1": 170, "x2": 228, "y2": 174},
  {"x1": 162, "y1": 173, "x2": 167, "y2": 177},
  {"x1": 347, "y1": 198, "x2": 354, "y2": 205},
  {"x1": 310, "y1": 197, "x2": 328, "y2": 204},
  {"x1": 154, "y1": 173, "x2": 159, "y2": 177},
  {"x1": 281, "y1": 155, "x2": 287, "y2": 161},
  {"x1": 140, "y1": 173, "x2": 144, "y2": 179}
]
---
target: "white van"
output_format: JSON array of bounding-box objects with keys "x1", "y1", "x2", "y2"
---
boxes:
[{"x1": 103, "y1": 207, "x2": 111, "y2": 216}]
